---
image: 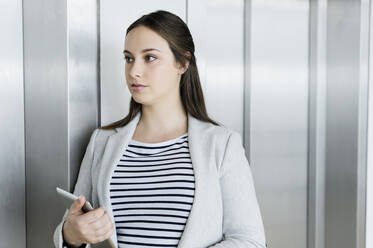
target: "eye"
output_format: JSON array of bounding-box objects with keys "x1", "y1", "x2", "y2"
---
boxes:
[
  {"x1": 123, "y1": 55, "x2": 156, "y2": 63},
  {"x1": 146, "y1": 55, "x2": 156, "y2": 62},
  {"x1": 124, "y1": 55, "x2": 133, "y2": 63}
]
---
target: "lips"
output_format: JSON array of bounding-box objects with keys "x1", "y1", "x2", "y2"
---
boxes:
[
  {"x1": 131, "y1": 83, "x2": 146, "y2": 87},
  {"x1": 131, "y1": 83, "x2": 147, "y2": 92}
]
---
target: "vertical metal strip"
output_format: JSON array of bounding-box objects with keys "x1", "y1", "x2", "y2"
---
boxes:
[
  {"x1": 186, "y1": 0, "x2": 188, "y2": 24},
  {"x1": 21, "y1": 0, "x2": 27, "y2": 246},
  {"x1": 308, "y1": 1, "x2": 327, "y2": 248},
  {"x1": 357, "y1": 0, "x2": 370, "y2": 247},
  {"x1": 98, "y1": 0, "x2": 102, "y2": 127},
  {"x1": 243, "y1": 0, "x2": 251, "y2": 157},
  {"x1": 325, "y1": 1, "x2": 364, "y2": 247},
  {"x1": 366, "y1": 0, "x2": 373, "y2": 246}
]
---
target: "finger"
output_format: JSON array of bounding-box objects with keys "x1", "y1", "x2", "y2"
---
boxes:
[
  {"x1": 94, "y1": 220, "x2": 114, "y2": 238},
  {"x1": 84, "y1": 220, "x2": 113, "y2": 244},
  {"x1": 102, "y1": 222, "x2": 115, "y2": 240},
  {"x1": 79, "y1": 206, "x2": 105, "y2": 224},
  {"x1": 93, "y1": 222, "x2": 115, "y2": 244},
  {"x1": 90, "y1": 211, "x2": 112, "y2": 231},
  {"x1": 85, "y1": 221, "x2": 113, "y2": 244},
  {"x1": 69, "y1": 195, "x2": 85, "y2": 215}
]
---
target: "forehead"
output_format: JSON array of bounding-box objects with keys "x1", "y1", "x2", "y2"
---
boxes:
[{"x1": 125, "y1": 26, "x2": 169, "y2": 53}]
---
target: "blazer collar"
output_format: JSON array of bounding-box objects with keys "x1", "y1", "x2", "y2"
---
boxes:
[{"x1": 97, "y1": 111, "x2": 213, "y2": 248}]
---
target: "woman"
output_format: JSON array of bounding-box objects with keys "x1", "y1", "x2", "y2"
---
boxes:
[{"x1": 54, "y1": 10, "x2": 266, "y2": 248}]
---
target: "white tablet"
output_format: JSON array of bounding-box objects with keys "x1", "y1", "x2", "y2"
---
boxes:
[{"x1": 56, "y1": 187, "x2": 94, "y2": 212}]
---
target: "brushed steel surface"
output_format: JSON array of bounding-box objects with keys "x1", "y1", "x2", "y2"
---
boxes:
[
  {"x1": 67, "y1": 0, "x2": 100, "y2": 192},
  {"x1": 0, "y1": 0, "x2": 26, "y2": 247},
  {"x1": 325, "y1": 1, "x2": 368, "y2": 247},
  {"x1": 23, "y1": 0, "x2": 69, "y2": 246},
  {"x1": 308, "y1": 1, "x2": 327, "y2": 248},
  {"x1": 203, "y1": 0, "x2": 245, "y2": 133},
  {"x1": 249, "y1": 1, "x2": 309, "y2": 247},
  {"x1": 357, "y1": 1, "x2": 370, "y2": 248},
  {"x1": 367, "y1": 0, "x2": 373, "y2": 246},
  {"x1": 23, "y1": 0, "x2": 99, "y2": 247}
]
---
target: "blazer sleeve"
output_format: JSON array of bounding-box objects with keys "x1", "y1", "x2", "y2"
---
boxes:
[
  {"x1": 208, "y1": 131, "x2": 267, "y2": 248},
  {"x1": 53, "y1": 128, "x2": 100, "y2": 248}
]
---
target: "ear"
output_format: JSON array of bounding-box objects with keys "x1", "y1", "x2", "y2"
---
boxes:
[{"x1": 178, "y1": 52, "x2": 191, "y2": 75}]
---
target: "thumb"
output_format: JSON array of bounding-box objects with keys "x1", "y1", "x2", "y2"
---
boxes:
[{"x1": 70, "y1": 195, "x2": 85, "y2": 214}]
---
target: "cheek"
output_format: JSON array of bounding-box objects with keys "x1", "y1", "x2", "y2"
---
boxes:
[
  {"x1": 124, "y1": 67, "x2": 131, "y2": 83},
  {"x1": 124, "y1": 62, "x2": 179, "y2": 91},
  {"x1": 146, "y1": 63, "x2": 178, "y2": 86}
]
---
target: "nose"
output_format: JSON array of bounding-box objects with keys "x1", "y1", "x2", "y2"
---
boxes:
[{"x1": 127, "y1": 59, "x2": 143, "y2": 79}]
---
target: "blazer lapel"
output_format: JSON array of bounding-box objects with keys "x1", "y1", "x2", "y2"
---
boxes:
[
  {"x1": 96, "y1": 111, "x2": 211, "y2": 248},
  {"x1": 177, "y1": 114, "x2": 212, "y2": 248},
  {"x1": 97, "y1": 112, "x2": 141, "y2": 247}
]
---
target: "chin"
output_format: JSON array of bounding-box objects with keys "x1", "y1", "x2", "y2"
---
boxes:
[{"x1": 132, "y1": 95, "x2": 148, "y2": 105}]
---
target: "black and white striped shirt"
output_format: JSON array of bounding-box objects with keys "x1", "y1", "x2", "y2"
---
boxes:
[{"x1": 109, "y1": 133, "x2": 195, "y2": 247}]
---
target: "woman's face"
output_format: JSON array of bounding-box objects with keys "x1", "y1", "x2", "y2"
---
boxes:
[{"x1": 124, "y1": 26, "x2": 185, "y2": 106}]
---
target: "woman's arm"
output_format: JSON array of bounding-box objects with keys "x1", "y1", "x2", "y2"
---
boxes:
[
  {"x1": 208, "y1": 131, "x2": 267, "y2": 248},
  {"x1": 53, "y1": 128, "x2": 100, "y2": 248}
]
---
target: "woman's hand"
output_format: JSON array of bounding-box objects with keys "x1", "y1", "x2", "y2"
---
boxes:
[{"x1": 62, "y1": 195, "x2": 115, "y2": 246}]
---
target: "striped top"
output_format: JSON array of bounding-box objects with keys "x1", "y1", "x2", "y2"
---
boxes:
[{"x1": 109, "y1": 133, "x2": 195, "y2": 248}]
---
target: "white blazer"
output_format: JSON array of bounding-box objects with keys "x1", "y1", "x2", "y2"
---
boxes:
[{"x1": 54, "y1": 111, "x2": 267, "y2": 248}]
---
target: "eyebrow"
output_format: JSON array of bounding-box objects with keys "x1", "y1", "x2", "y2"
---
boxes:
[{"x1": 123, "y1": 48, "x2": 161, "y2": 54}]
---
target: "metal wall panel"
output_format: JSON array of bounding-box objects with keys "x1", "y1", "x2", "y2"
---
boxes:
[
  {"x1": 357, "y1": 1, "x2": 370, "y2": 247},
  {"x1": 203, "y1": 0, "x2": 245, "y2": 133},
  {"x1": 248, "y1": 1, "x2": 309, "y2": 247},
  {"x1": 308, "y1": 1, "x2": 327, "y2": 248},
  {"x1": 100, "y1": 0, "x2": 186, "y2": 126},
  {"x1": 23, "y1": 0, "x2": 99, "y2": 247},
  {"x1": 23, "y1": 0, "x2": 69, "y2": 246},
  {"x1": 67, "y1": 0, "x2": 100, "y2": 192},
  {"x1": 325, "y1": 1, "x2": 368, "y2": 247},
  {"x1": 367, "y1": 0, "x2": 373, "y2": 246},
  {"x1": 0, "y1": 0, "x2": 26, "y2": 247}
]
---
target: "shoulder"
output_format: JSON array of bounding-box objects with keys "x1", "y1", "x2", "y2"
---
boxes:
[
  {"x1": 88, "y1": 127, "x2": 116, "y2": 149},
  {"x1": 198, "y1": 121, "x2": 245, "y2": 173},
  {"x1": 198, "y1": 120, "x2": 243, "y2": 154},
  {"x1": 203, "y1": 121, "x2": 241, "y2": 143}
]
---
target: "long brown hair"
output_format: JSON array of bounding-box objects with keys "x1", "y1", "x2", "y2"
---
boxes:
[{"x1": 100, "y1": 10, "x2": 220, "y2": 130}]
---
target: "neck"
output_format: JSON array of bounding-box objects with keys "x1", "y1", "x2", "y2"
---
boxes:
[{"x1": 137, "y1": 97, "x2": 188, "y2": 136}]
